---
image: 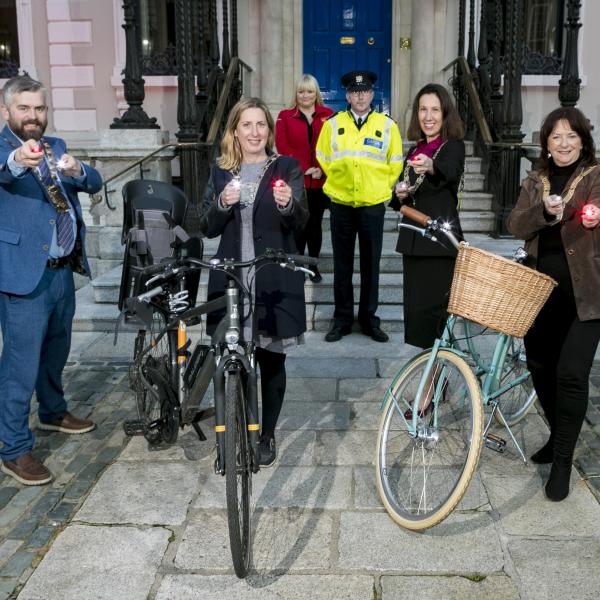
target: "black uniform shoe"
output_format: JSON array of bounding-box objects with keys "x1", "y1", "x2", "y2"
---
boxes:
[
  {"x1": 258, "y1": 436, "x2": 277, "y2": 467},
  {"x1": 325, "y1": 325, "x2": 352, "y2": 342},
  {"x1": 362, "y1": 326, "x2": 389, "y2": 343}
]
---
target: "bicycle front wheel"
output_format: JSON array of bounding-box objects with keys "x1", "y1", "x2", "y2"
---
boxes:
[
  {"x1": 376, "y1": 350, "x2": 484, "y2": 530},
  {"x1": 225, "y1": 370, "x2": 251, "y2": 578},
  {"x1": 493, "y1": 337, "x2": 537, "y2": 426}
]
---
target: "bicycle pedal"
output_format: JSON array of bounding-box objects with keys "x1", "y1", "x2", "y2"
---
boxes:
[
  {"x1": 123, "y1": 420, "x2": 145, "y2": 436},
  {"x1": 484, "y1": 432, "x2": 507, "y2": 453}
]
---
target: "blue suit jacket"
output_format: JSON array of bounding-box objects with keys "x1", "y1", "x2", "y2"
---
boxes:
[{"x1": 0, "y1": 125, "x2": 103, "y2": 295}]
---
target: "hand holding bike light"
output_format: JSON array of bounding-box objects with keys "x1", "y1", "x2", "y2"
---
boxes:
[
  {"x1": 581, "y1": 203, "x2": 600, "y2": 229},
  {"x1": 272, "y1": 179, "x2": 291, "y2": 208}
]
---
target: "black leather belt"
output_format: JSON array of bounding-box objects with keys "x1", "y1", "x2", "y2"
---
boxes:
[{"x1": 46, "y1": 255, "x2": 72, "y2": 270}]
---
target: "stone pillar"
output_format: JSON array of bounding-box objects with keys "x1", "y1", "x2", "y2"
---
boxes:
[
  {"x1": 410, "y1": 0, "x2": 435, "y2": 98},
  {"x1": 259, "y1": 0, "x2": 285, "y2": 113}
]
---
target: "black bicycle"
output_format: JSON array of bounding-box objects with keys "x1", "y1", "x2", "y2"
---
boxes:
[{"x1": 122, "y1": 248, "x2": 316, "y2": 577}]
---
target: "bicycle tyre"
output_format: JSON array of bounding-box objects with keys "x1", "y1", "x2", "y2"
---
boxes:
[
  {"x1": 376, "y1": 350, "x2": 484, "y2": 530},
  {"x1": 492, "y1": 336, "x2": 537, "y2": 427},
  {"x1": 132, "y1": 310, "x2": 179, "y2": 445},
  {"x1": 225, "y1": 369, "x2": 251, "y2": 578}
]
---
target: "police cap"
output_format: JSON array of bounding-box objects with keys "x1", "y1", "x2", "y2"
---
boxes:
[{"x1": 341, "y1": 70, "x2": 377, "y2": 92}]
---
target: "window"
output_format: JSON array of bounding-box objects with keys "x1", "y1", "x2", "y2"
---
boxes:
[
  {"x1": 522, "y1": 0, "x2": 564, "y2": 75},
  {"x1": 0, "y1": 0, "x2": 19, "y2": 78},
  {"x1": 139, "y1": 0, "x2": 177, "y2": 75}
]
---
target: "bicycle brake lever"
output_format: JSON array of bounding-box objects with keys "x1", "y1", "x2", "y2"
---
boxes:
[{"x1": 278, "y1": 262, "x2": 313, "y2": 276}]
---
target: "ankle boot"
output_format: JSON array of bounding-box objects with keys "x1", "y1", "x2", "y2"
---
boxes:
[
  {"x1": 530, "y1": 437, "x2": 554, "y2": 464},
  {"x1": 544, "y1": 459, "x2": 572, "y2": 502}
]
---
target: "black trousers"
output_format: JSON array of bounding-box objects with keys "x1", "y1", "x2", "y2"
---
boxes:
[
  {"x1": 524, "y1": 283, "x2": 600, "y2": 462},
  {"x1": 256, "y1": 347, "x2": 286, "y2": 440},
  {"x1": 294, "y1": 188, "x2": 330, "y2": 258},
  {"x1": 329, "y1": 201, "x2": 385, "y2": 330}
]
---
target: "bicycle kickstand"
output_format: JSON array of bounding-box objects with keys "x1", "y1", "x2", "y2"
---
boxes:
[{"x1": 483, "y1": 401, "x2": 528, "y2": 463}]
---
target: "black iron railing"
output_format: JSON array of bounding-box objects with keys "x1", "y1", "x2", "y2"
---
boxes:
[{"x1": 450, "y1": 0, "x2": 582, "y2": 237}]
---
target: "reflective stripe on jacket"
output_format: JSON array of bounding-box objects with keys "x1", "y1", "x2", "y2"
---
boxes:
[{"x1": 315, "y1": 110, "x2": 403, "y2": 207}]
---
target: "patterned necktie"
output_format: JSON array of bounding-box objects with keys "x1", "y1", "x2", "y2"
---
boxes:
[{"x1": 38, "y1": 155, "x2": 75, "y2": 253}]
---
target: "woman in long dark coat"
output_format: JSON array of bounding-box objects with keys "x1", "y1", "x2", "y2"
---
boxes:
[
  {"x1": 390, "y1": 83, "x2": 465, "y2": 349},
  {"x1": 200, "y1": 97, "x2": 309, "y2": 467}
]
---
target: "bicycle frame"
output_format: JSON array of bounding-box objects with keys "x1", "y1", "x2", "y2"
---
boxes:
[{"x1": 382, "y1": 313, "x2": 529, "y2": 461}]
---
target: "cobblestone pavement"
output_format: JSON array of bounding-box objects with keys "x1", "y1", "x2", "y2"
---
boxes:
[
  {"x1": 0, "y1": 358, "x2": 132, "y2": 599},
  {"x1": 0, "y1": 333, "x2": 599, "y2": 599}
]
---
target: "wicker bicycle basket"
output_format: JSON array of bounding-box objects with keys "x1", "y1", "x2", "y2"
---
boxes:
[{"x1": 447, "y1": 243, "x2": 557, "y2": 338}]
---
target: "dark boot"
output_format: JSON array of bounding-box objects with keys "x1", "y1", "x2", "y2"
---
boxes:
[
  {"x1": 530, "y1": 436, "x2": 554, "y2": 464},
  {"x1": 544, "y1": 457, "x2": 572, "y2": 502}
]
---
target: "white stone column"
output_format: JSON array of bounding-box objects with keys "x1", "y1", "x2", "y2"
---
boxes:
[
  {"x1": 259, "y1": 0, "x2": 285, "y2": 112},
  {"x1": 410, "y1": 0, "x2": 435, "y2": 97}
]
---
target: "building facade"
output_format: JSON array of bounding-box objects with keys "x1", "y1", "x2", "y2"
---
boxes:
[{"x1": 1, "y1": 1, "x2": 597, "y2": 144}]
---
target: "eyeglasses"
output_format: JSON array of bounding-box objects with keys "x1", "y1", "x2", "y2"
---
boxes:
[{"x1": 348, "y1": 90, "x2": 373, "y2": 97}]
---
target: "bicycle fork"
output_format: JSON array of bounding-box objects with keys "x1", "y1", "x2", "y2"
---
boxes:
[{"x1": 213, "y1": 352, "x2": 261, "y2": 475}]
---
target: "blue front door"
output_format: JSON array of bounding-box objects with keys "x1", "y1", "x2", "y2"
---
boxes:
[{"x1": 303, "y1": 0, "x2": 392, "y2": 114}]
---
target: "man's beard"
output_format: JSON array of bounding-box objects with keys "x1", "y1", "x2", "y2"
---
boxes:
[{"x1": 10, "y1": 117, "x2": 47, "y2": 141}]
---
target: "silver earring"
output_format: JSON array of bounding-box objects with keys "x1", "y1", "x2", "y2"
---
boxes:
[{"x1": 548, "y1": 152, "x2": 552, "y2": 158}]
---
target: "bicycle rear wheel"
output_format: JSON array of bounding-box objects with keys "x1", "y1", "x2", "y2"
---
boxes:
[
  {"x1": 492, "y1": 337, "x2": 537, "y2": 426},
  {"x1": 225, "y1": 369, "x2": 251, "y2": 578},
  {"x1": 376, "y1": 350, "x2": 484, "y2": 530},
  {"x1": 132, "y1": 310, "x2": 179, "y2": 445}
]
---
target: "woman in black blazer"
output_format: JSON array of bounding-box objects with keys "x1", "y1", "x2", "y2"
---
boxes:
[
  {"x1": 390, "y1": 84, "x2": 465, "y2": 349},
  {"x1": 200, "y1": 97, "x2": 309, "y2": 467}
]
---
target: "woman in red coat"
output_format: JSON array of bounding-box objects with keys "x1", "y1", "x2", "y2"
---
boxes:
[{"x1": 275, "y1": 74, "x2": 334, "y2": 282}]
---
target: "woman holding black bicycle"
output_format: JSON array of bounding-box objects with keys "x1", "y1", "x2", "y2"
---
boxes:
[
  {"x1": 390, "y1": 83, "x2": 465, "y2": 350},
  {"x1": 508, "y1": 106, "x2": 600, "y2": 502},
  {"x1": 200, "y1": 97, "x2": 309, "y2": 467}
]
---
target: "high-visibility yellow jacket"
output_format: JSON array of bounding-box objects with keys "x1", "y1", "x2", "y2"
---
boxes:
[{"x1": 316, "y1": 110, "x2": 403, "y2": 207}]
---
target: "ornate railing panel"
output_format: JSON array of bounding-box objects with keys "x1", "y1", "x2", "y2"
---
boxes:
[{"x1": 451, "y1": 0, "x2": 582, "y2": 237}]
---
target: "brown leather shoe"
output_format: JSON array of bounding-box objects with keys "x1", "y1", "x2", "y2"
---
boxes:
[
  {"x1": 38, "y1": 411, "x2": 95, "y2": 434},
  {"x1": 1, "y1": 452, "x2": 53, "y2": 486}
]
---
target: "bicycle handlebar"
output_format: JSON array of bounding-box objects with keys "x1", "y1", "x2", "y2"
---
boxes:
[
  {"x1": 400, "y1": 205, "x2": 432, "y2": 228},
  {"x1": 136, "y1": 248, "x2": 317, "y2": 302},
  {"x1": 399, "y1": 205, "x2": 461, "y2": 250},
  {"x1": 399, "y1": 205, "x2": 528, "y2": 263}
]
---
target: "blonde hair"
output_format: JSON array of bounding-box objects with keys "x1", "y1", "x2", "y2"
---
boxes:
[
  {"x1": 289, "y1": 74, "x2": 325, "y2": 108},
  {"x1": 217, "y1": 97, "x2": 275, "y2": 171}
]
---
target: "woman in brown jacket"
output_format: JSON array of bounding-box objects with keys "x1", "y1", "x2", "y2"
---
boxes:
[{"x1": 507, "y1": 106, "x2": 600, "y2": 501}]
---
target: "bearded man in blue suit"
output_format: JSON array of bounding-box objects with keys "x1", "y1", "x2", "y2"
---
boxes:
[{"x1": 0, "y1": 76, "x2": 103, "y2": 485}]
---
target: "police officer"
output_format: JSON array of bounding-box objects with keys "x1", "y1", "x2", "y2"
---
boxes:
[{"x1": 316, "y1": 70, "x2": 403, "y2": 342}]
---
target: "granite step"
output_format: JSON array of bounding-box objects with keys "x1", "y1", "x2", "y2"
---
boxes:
[{"x1": 91, "y1": 268, "x2": 404, "y2": 305}]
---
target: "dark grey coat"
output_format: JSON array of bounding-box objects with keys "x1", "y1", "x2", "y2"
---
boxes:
[{"x1": 199, "y1": 155, "x2": 309, "y2": 337}]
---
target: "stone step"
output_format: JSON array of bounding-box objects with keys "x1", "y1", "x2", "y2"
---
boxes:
[
  {"x1": 77, "y1": 235, "x2": 524, "y2": 332},
  {"x1": 90, "y1": 233, "x2": 519, "y2": 304},
  {"x1": 92, "y1": 267, "x2": 405, "y2": 305},
  {"x1": 84, "y1": 186, "x2": 495, "y2": 263}
]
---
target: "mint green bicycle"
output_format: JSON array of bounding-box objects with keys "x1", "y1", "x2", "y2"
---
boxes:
[{"x1": 376, "y1": 206, "x2": 554, "y2": 530}]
